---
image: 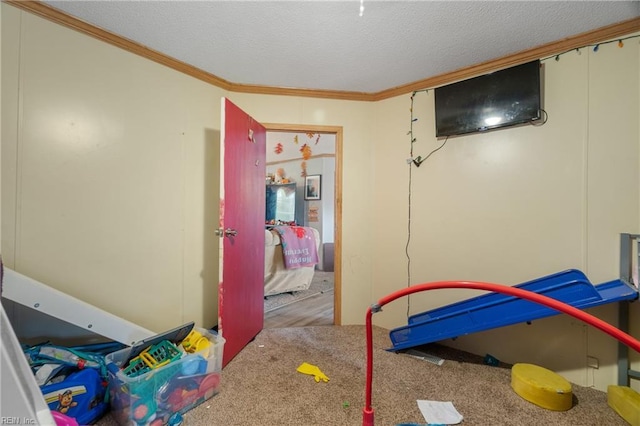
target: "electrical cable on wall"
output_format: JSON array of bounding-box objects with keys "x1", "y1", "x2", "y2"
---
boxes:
[
  {"x1": 405, "y1": 92, "x2": 418, "y2": 316},
  {"x1": 532, "y1": 109, "x2": 549, "y2": 127},
  {"x1": 406, "y1": 90, "x2": 425, "y2": 316},
  {"x1": 406, "y1": 89, "x2": 451, "y2": 316}
]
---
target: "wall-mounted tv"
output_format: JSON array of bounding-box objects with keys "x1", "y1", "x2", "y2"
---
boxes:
[{"x1": 434, "y1": 60, "x2": 542, "y2": 137}]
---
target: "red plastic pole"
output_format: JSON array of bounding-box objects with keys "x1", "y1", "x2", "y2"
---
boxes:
[
  {"x1": 363, "y1": 306, "x2": 375, "y2": 426},
  {"x1": 363, "y1": 280, "x2": 640, "y2": 426}
]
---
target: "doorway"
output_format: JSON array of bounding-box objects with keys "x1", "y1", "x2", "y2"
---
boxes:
[{"x1": 262, "y1": 123, "x2": 342, "y2": 327}]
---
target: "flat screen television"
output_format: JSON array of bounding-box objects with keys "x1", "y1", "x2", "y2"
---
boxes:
[{"x1": 434, "y1": 60, "x2": 542, "y2": 137}]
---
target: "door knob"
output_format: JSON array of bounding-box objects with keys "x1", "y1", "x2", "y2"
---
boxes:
[{"x1": 215, "y1": 228, "x2": 238, "y2": 237}]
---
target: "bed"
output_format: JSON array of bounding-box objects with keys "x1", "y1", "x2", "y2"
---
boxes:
[{"x1": 264, "y1": 226, "x2": 320, "y2": 297}]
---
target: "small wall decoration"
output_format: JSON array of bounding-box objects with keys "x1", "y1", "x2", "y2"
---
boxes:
[
  {"x1": 308, "y1": 206, "x2": 319, "y2": 222},
  {"x1": 304, "y1": 175, "x2": 321, "y2": 200}
]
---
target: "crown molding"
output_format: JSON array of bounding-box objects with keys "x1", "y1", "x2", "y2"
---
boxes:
[{"x1": 372, "y1": 16, "x2": 640, "y2": 101}]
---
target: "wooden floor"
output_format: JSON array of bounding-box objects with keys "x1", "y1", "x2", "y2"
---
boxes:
[{"x1": 264, "y1": 289, "x2": 334, "y2": 328}]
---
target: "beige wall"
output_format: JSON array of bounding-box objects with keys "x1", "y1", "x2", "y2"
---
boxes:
[
  {"x1": 229, "y1": 94, "x2": 376, "y2": 324},
  {"x1": 2, "y1": 5, "x2": 224, "y2": 332},
  {"x1": 2, "y1": 4, "x2": 639, "y2": 391},
  {"x1": 370, "y1": 40, "x2": 640, "y2": 390}
]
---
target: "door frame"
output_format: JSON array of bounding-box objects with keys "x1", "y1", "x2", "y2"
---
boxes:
[{"x1": 262, "y1": 123, "x2": 342, "y2": 325}]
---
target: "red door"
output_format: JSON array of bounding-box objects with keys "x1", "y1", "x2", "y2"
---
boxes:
[{"x1": 219, "y1": 98, "x2": 265, "y2": 366}]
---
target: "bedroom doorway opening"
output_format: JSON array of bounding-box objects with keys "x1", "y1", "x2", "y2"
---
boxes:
[{"x1": 262, "y1": 124, "x2": 342, "y2": 328}]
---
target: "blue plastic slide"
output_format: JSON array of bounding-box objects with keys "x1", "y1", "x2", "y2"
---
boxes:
[{"x1": 389, "y1": 269, "x2": 638, "y2": 351}]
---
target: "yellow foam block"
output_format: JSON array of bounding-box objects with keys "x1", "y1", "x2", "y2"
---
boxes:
[
  {"x1": 511, "y1": 363, "x2": 573, "y2": 411},
  {"x1": 608, "y1": 385, "x2": 640, "y2": 426}
]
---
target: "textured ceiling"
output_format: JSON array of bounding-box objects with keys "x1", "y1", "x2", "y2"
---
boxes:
[{"x1": 42, "y1": 1, "x2": 640, "y2": 93}]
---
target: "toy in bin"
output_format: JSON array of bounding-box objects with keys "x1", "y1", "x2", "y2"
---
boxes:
[
  {"x1": 106, "y1": 323, "x2": 224, "y2": 426},
  {"x1": 22, "y1": 342, "x2": 118, "y2": 425},
  {"x1": 181, "y1": 329, "x2": 211, "y2": 357},
  {"x1": 51, "y1": 411, "x2": 79, "y2": 426},
  {"x1": 123, "y1": 340, "x2": 183, "y2": 378}
]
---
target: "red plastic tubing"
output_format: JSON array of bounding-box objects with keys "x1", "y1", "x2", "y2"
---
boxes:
[{"x1": 362, "y1": 281, "x2": 640, "y2": 426}]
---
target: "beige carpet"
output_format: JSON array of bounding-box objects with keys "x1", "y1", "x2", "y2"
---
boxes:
[{"x1": 96, "y1": 325, "x2": 627, "y2": 426}]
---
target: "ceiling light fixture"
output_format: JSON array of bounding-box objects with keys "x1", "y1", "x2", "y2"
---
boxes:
[{"x1": 359, "y1": 0, "x2": 364, "y2": 16}]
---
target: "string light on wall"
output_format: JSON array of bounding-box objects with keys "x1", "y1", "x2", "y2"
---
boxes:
[
  {"x1": 407, "y1": 90, "x2": 428, "y2": 167},
  {"x1": 407, "y1": 90, "x2": 449, "y2": 168},
  {"x1": 541, "y1": 33, "x2": 639, "y2": 62}
]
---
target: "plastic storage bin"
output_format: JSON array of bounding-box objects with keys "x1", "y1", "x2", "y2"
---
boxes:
[{"x1": 106, "y1": 328, "x2": 224, "y2": 425}]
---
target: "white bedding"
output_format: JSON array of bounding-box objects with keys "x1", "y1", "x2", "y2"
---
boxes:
[{"x1": 264, "y1": 227, "x2": 320, "y2": 297}]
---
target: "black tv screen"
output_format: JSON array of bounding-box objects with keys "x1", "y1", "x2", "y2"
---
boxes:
[{"x1": 434, "y1": 60, "x2": 542, "y2": 137}]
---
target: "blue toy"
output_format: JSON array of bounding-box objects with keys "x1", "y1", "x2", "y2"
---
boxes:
[
  {"x1": 40, "y1": 368, "x2": 108, "y2": 425},
  {"x1": 23, "y1": 342, "x2": 113, "y2": 425}
]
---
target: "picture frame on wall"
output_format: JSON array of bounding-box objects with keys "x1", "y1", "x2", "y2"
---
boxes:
[{"x1": 304, "y1": 174, "x2": 321, "y2": 200}]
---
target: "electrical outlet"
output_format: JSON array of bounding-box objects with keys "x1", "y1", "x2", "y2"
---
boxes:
[{"x1": 587, "y1": 356, "x2": 599, "y2": 369}]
